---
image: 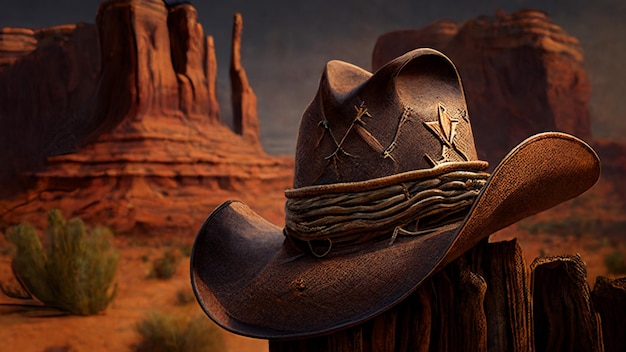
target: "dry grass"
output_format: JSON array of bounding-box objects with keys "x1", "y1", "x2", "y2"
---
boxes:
[
  {"x1": 134, "y1": 310, "x2": 224, "y2": 352},
  {"x1": 604, "y1": 248, "x2": 626, "y2": 275},
  {"x1": 148, "y1": 248, "x2": 182, "y2": 280},
  {"x1": 3, "y1": 209, "x2": 119, "y2": 315}
]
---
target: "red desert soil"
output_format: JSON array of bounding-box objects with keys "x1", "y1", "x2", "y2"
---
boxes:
[
  {"x1": 0, "y1": 176, "x2": 624, "y2": 351},
  {"x1": 491, "y1": 176, "x2": 626, "y2": 283},
  {"x1": 0, "y1": 239, "x2": 270, "y2": 352}
]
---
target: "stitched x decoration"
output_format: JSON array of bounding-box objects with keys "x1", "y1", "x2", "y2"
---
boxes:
[
  {"x1": 319, "y1": 101, "x2": 469, "y2": 168},
  {"x1": 319, "y1": 101, "x2": 378, "y2": 162},
  {"x1": 319, "y1": 101, "x2": 420, "y2": 165},
  {"x1": 424, "y1": 102, "x2": 469, "y2": 166}
]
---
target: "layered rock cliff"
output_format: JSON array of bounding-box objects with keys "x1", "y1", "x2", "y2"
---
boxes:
[
  {"x1": 373, "y1": 10, "x2": 592, "y2": 168},
  {"x1": 0, "y1": 24, "x2": 99, "y2": 187},
  {"x1": 230, "y1": 12, "x2": 260, "y2": 144},
  {"x1": 0, "y1": 0, "x2": 292, "y2": 236}
]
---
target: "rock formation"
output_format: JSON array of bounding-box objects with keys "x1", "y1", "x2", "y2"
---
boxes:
[
  {"x1": 167, "y1": 3, "x2": 219, "y2": 122},
  {"x1": 230, "y1": 13, "x2": 260, "y2": 144},
  {"x1": 0, "y1": 0, "x2": 292, "y2": 237},
  {"x1": 0, "y1": 27, "x2": 38, "y2": 67},
  {"x1": 0, "y1": 24, "x2": 99, "y2": 189},
  {"x1": 591, "y1": 139, "x2": 626, "y2": 200},
  {"x1": 373, "y1": 10, "x2": 592, "y2": 168}
]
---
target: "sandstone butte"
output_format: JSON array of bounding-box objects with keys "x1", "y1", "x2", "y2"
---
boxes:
[
  {"x1": 374, "y1": 9, "x2": 594, "y2": 168},
  {"x1": 0, "y1": 5, "x2": 623, "y2": 238},
  {"x1": 373, "y1": 9, "x2": 626, "y2": 200},
  {"x1": 0, "y1": 0, "x2": 293, "y2": 237}
]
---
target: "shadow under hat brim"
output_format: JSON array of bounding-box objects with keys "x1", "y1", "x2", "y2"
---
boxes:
[{"x1": 191, "y1": 132, "x2": 600, "y2": 340}]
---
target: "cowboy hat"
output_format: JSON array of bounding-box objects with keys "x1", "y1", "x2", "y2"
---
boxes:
[{"x1": 191, "y1": 48, "x2": 600, "y2": 339}]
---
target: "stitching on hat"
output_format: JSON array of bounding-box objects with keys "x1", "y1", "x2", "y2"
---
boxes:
[
  {"x1": 318, "y1": 119, "x2": 353, "y2": 160},
  {"x1": 424, "y1": 102, "x2": 469, "y2": 166},
  {"x1": 322, "y1": 101, "x2": 373, "y2": 162},
  {"x1": 458, "y1": 108, "x2": 469, "y2": 122},
  {"x1": 382, "y1": 107, "x2": 413, "y2": 163},
  {"x1": 354, "y1": 124, "x2": 385, "y2": 156},
  {"x1": 315, "y1": 120, "x2": 330, "y2": 148}
]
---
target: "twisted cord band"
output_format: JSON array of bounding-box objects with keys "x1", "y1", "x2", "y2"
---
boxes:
[{"x1": 285, "y1": 168, "x2": 490, "y2": 253}]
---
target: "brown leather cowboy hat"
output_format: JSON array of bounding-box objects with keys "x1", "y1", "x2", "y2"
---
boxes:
[{"x1": 191, "y1": 48, "x2": 600, "y2": 339}]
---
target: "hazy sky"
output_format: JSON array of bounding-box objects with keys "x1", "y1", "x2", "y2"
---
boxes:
[{"x1": 1, "y1": 0, "x2": 624, "y2": 154}]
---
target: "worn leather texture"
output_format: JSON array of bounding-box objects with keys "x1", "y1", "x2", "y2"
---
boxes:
[{"x1": 190, "y1": 48, "x2": 601, "y2": 339}]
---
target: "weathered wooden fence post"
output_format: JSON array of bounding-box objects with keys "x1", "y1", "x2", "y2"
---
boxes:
[
  {"x1": 592, "y1": 276, "x2": 626, "y2": 352},
  {"x1": 270, "y1": 239, "x2": 620, "y2": 352},
  {"x1": 531, "y1": 255, "x2": 603, "y2": 351}
]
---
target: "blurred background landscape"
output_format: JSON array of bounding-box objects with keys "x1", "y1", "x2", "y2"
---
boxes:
[{"x1": 2, "y1": 0, "x2": 624, "y2": 154}]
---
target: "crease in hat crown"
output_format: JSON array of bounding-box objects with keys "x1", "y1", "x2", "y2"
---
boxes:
[{"x1": 284, "y1": 48, "x2": 490, "y2": 256}]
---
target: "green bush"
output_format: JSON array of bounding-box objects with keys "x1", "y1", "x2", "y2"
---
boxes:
[
  {"x1": 175, "y1": 288, "x2": 196, "y2": 306},
  {"x1": 5, "y1": 209, "x2": 119, "y2": 315},
  {"x1": 604, "y1": 249, "x2": 626, "y2": 275},
  {"x1": 134, "y1": 311, "x2": 224, "y2": 352},
  {"x1": 149, "y1": 248, "x2": 181, "y2": 280}
]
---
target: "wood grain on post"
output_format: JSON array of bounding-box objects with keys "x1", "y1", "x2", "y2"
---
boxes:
[
  {"x1": 531, "y1": 254, "x2": 604, "y2": 352},
  {"x1": 270, "y1": 242, "x2": 618, "y2": 351},
  {"x1": 476, "y1": 240, "x2": 533, "y2": 351},
  {"x1": 270, "y1": 239, "x2": 534, "y2": 352},
  {"x1": 591, "y1": 276, "x2": 626, "y2": 352}
]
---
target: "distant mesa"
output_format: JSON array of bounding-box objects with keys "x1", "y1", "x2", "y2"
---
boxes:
[
  {"x1": 0, "y1": 0, "x2": 292, "y2": 236},
  {"x1": 373, "y1": 9, "x2": 592, "y2": 168},
  {"x1": 373, "y1": 8, "x2": 625, "y2": 202}
]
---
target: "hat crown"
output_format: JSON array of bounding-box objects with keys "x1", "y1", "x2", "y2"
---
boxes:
[{"x1": 293, "y1": 49, "x2": 479, "y2": 189}]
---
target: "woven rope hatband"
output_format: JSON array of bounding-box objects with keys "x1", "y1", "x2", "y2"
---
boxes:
[{"x1": 284, "y1": 167, "x2": 490, "y2": 256}]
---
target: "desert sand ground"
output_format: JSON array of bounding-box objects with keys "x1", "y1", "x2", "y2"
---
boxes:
[{"x1": 0, "y1": 240, "x2": 269, "y2": 352}]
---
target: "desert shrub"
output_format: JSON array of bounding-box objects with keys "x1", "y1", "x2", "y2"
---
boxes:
[
  {"x1": 604, "y1": 249, "x2": 626, "y2": 275},
  {"x1": 518, "y1": 217, "x2": 600, "y2": 238},
  {"x1": 179, "y1": 244, "x2": 192, "y2": 257},
  {"x1": 134, "y1": 311, "x2": 223, "y2": 352},
  {"x1": 5, "y1": 209, "x2": 119, "y2": 315},
  {"x1": 175, "y1": 288, "x2": 196, "y2": 306},
  {"x1": 149, "y1": 248, "x2": 181, "y2": 279}
]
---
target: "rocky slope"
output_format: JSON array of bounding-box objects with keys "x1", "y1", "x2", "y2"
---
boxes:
[
  {"x1": 0, "y1": 0, "x2": 293, "y2": 237},
  {"x1": 0, "y1": 24, "x2": 99, "y2": 186}
]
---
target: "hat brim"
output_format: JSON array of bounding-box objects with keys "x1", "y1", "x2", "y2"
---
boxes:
[{"x1": 191, "y1": 132, "x2": 599, "y2": 339}]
